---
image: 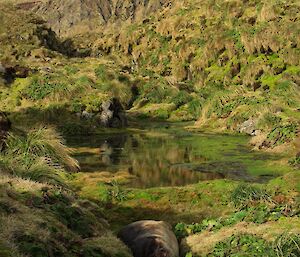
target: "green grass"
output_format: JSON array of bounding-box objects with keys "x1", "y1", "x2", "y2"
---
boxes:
[
  {"x1": 209, "y1": 234, "x2": 277, "y2": 257},
  {"x1": 208, "y1": 233, "x2": 300, "y2": 257},
  {"x1": 266, "y1": 124, "x2": 298, "y2": 146},
  {"x1": 22, "y1": 77, "x2": 70, "y2": 101}
]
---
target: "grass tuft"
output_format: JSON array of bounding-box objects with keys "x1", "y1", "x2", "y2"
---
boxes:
[{"x1": 231, "y1": 184, "x2": 272, "y2": 208}]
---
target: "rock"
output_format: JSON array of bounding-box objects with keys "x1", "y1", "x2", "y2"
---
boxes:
[
  {"x1": 99, "y1": 98, "x2": 127, "y2": 128},
  {"x1": 237, "y1": 119, "x2": 258, "y2": 136},
  {"x1": 34, "y1": 0, "x2": 170, "y2": 37},
  {"x1": 118, "y1": 220, "x2": 179, "y2": 257},
  {"x1": 252, "y1": 129, "x2": 262, "y2": 136},
  {"x1": 0, "y1": 112, "x2": 11, "y2": 151},
  {"x1": 81, "y1": 110, "x2": 93, "y2": 119}
]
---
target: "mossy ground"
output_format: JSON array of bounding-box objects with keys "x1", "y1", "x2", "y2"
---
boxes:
[{"x1": 71, "y1": 174, "x2": 237, "y2": 229}]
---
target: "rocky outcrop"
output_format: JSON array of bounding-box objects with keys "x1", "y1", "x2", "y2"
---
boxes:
[
  {"x1": 76, "y1": 98, "x2": 127, "y2": 128},
  {"x1": 98, "y1": 98, "x2": 127, "y2": 128},
  {"x1": 0, "y1": 112, "x2": 11, "y2": 151},
  {"x1": 33, "y1": 0, "x2": 171, "y2": 37},
  {"x1": 237, "y1": 119, "x2": 260, "y2": 136},
  {"x1": 118, "y1": 220, "x2": 179, "y2": 257}
]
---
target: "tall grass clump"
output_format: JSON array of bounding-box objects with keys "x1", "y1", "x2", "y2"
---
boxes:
[
  {"x1": 274, "y1": 233, "x2": 300, "y2": 257},
  {"x1": 0, "y1": 126, "x2": 79, "y2": 184},
  {"x1": 231, "y1": 184, "x2": 272, "y2": 208}
]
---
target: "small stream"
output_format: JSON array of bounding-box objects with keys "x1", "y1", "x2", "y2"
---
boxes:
[{"x1": 66, "y1": 122, "x2": 293, "y2": 188}]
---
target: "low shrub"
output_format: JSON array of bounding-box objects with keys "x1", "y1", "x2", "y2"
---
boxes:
[
  {"x1": 171, "y1": 91, "x2": 193, "y2": 108},
  {"x1": 209, "y1": 233, "x2": 300, "y2": 257},
  {"x1": 274, "y1": 233, "x2": 300, "y2": 257}
]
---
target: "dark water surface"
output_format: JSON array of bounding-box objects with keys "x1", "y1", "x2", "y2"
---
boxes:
[{"x1": 66, "y1": 123, "x2": 293, "y2": 188}]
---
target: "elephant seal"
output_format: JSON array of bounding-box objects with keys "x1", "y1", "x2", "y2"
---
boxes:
[{"x1": 118, "y1": 220, "x2": 179, "y2": 257}]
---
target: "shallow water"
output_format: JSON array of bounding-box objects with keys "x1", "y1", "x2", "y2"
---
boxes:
[{"x1": 66, "y1": 122, "x2": 293, "y2": 188}]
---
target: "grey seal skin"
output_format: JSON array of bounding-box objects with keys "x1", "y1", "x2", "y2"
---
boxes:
[{"x1": 118, "y1": 220, "x2": 179, "y2": 257}]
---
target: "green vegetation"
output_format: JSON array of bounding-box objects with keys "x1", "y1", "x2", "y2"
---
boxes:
[
  {"x1": 209, "y1": 233, "x2": 300, "y2": 257},
  {"x1": 22, "y1": 77, "x2": 70, "y2": 101},
  {"x1": 0, "y1": 0, "x2": 299, "y2": 256},
  {"x1": 0, "y1": 127, "x2": 79, "y2": 183}
]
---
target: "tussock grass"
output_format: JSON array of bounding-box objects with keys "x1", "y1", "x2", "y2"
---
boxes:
[
  {"x1": 275, "y1": 233, "x2": 300, "y2": 257},
  {"x1": 231, "y1": 184, "x2": 272, "y2": 208},
  {"x1": 0, "y1": 126, "x2": 79, "y2": 184}
]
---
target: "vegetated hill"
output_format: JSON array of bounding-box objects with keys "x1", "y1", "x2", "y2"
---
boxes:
[
  {"x1": 0, "y1": 2, "x2": 82, "y2": 63},
  {"x1": 0, "y1": 126, "x2": 132, "y2": 257},
  {"x1": 88, "y1": 0, "x2": 300, "y2": 149},
  {"x1": 0, "y1": 0, "x2": 299, "y2": 153},
  {"x1": 33, "y1": 0, "x2": 171, "y2": 37}
]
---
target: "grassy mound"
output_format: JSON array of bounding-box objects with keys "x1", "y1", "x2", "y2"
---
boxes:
[{"x1": 0, "y1": 126, "x2": 132, "y2": 257}]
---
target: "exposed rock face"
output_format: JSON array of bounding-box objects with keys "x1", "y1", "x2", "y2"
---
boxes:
[
  {"x1": 237, "y1": 118, "x2": 259, "y2": 136},
  {"x1": 33, "y1": 0, "x2": 171, "y2": 37},
  {"x1": 0, "y1": 112, "x2": 11, "y2": 151},
  {"x1": 99, "y1": 98, "x2": 127, "y2": 128},
  {"x1": 118, "y1": 220, "x2": 179, "y2": 257}
]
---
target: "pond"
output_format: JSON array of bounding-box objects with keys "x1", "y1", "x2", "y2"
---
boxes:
[{"x1": 66, "y1": 122, "x2": 293, "y2": 188}]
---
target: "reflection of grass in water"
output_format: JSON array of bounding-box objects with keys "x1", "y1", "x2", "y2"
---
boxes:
[{"x1": 69, "y1": 129, "x2": 294, "y2": 187}]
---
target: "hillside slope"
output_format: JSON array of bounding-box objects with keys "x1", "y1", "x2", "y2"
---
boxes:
[
  {"x1": 0, "y1": 1, "x2": 299, "y2": 256},
  {"x1": 0, "y1": 0, "x2": 299, "y2": 156},
  {"x1": 89, "y1": 0, "x2": 300, "y2": 151},
  {"x1": 33, "y1": 0, "x2": 171, "y2": 37}
]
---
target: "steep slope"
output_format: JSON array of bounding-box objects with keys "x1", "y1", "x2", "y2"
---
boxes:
[
  {"x1": 0, "y1": 2, "x2": 81, "y2": 64},
  {"x1": 33, "y1": 0, "x2": 171, "y2": 37},
  {"x1": 89, "y1": 0, "x2": 300, "y2": 150}
]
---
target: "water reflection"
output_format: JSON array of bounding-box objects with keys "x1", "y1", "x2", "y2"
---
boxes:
[{"x1": 67, "y1": 128, "x2": 290, "y2": 188}]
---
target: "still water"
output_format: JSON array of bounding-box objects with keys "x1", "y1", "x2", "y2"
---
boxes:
[{"x1": 66, "y1": 123, "x2": 292, "y2": 188}]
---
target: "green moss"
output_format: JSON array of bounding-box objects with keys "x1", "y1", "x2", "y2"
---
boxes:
[{"x1": 284, "y1": 65, "x2": 300, "y2": 75}]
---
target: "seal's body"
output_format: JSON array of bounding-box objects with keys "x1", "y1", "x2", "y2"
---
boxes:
[{"x1": 118, "y1": 220, "x2": 179, "y2": 257}]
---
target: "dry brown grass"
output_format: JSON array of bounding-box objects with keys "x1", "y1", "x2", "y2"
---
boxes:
[
  {"x1": 181, "y1": 218, "x2": 300, "y2": 256},
  {"x1": 0, "y1": 175, "x2": 49, "y2": 192}
]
